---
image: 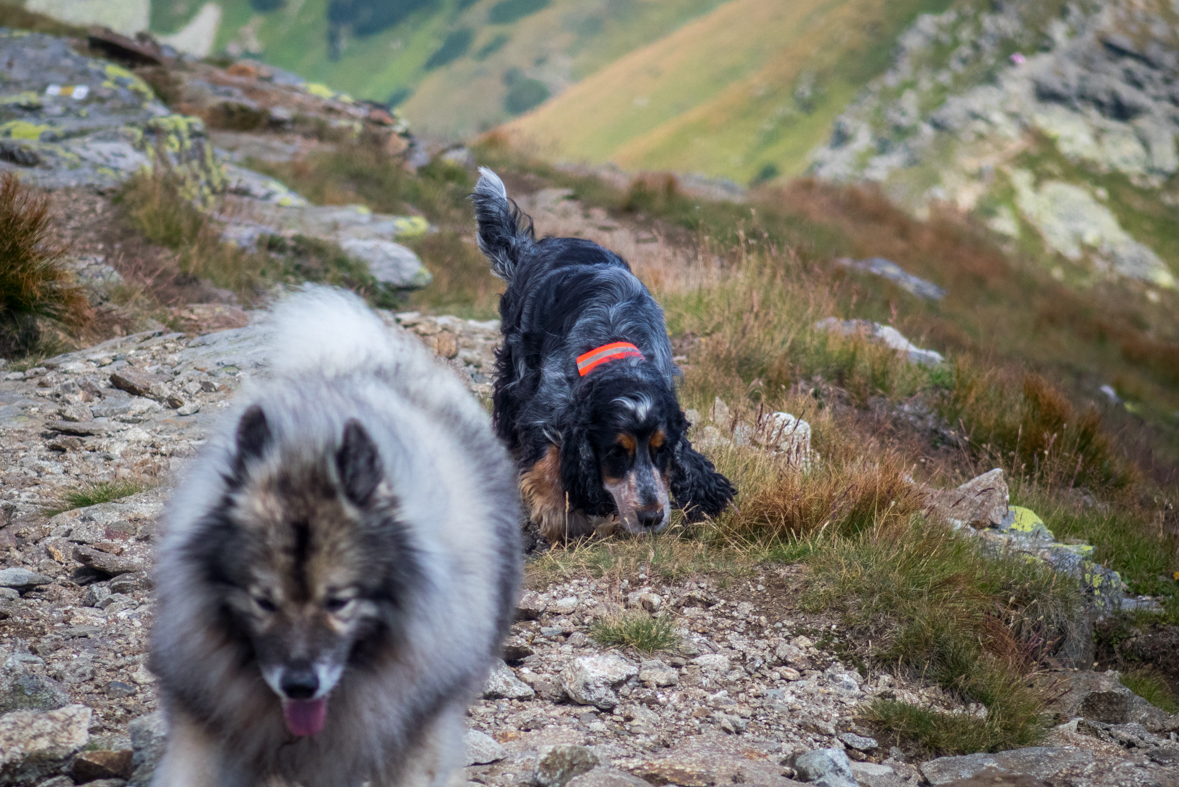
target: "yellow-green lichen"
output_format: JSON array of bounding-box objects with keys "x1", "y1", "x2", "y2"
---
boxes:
[
  {"x1": 103, "y1": 63, "x2": 156, "y2": 102},
  {"x1": 305, "y1": 82, "x2": 352, "y2": 102},
  {"x1": 393, "y1": 215, "x2": 429, "y2": 239},
  {"x1": 1005, "y1": 506, "x2": 1053, "y2": 537},
  {"x1": 0, "y1": 91, "x2": 42, "y2": 108},
  {"x1": 0, "y1": 120, "x2": 50, "y2": 140}
]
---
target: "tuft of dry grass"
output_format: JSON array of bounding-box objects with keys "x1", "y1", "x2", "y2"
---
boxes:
[
  {"x1": 0, "y1": 173, "x2": 90, "y2": 357},
  {"x1": 658, "y1": 251, "x2": 938, "y2": 409},
  {"x1": 942, "y1": 360, "x2": 1134, "y2": 493},
  {"x1": 118, "y1": 170, "x2": 267, "y2": 299},
  {"x1": 245, "y1": 136, "x2": 410, "y2": 215},
  {"x1": 709, "y1": 441, "x2": 925, "y2": 543},
  {"x1": 118, "y1": 170, "x2": 392, "y2": 305},
  {"x1": 622, "y1": 172, "x2": 680, "y2": 215}
]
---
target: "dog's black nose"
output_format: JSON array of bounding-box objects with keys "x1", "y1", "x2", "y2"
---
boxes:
[
  {"x1": 280, "y1": 668, "x2": 319, "y2": 700},
  {"x1": 637, "y1": 508, "x2": 664, "y2": 530}
]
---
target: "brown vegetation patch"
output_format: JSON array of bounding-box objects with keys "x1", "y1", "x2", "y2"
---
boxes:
[{"x1": 0, "y1": 174, "x2": 90, "y2": 357}]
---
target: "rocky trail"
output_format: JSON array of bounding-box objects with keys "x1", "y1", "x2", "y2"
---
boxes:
[{"x1": 0, "y1": 22, "x2": 1178, "y2": 787}]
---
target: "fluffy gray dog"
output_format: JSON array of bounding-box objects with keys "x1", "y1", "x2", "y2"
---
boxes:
[{"x1": 150, "y1": 286, "x2": 521, "y2": 787}]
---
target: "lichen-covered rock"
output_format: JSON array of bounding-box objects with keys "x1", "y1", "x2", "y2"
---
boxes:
[{"x1": 0, "y1": 32, "x2": 223, "y2": 201}]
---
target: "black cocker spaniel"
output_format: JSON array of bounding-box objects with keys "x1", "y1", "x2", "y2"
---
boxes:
[{"x1": 472, "y1": 168, "x2": 735, "y2": 541}]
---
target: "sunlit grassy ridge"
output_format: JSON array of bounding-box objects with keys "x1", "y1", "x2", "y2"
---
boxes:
[
  {"x1": 503, "y1": 0, "x2": 953, "y2": 181},
  {"x1": 160, "y1": 0, "x2": 726, "y2": 140}
]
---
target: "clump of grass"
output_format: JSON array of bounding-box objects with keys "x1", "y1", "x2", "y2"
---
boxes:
[
  {"x1": 861, "y1": 693, "x2": 1043, "y2": 757},
  {"x1": 117, "y1": 170, "x2": 267, "y2": 299},
  {"x1": 1120, "y1": 668, "x2": 1179, "y2": 714},
  {"x1": 712, "y1": 443, "x2": 925, "y2": 542},
  {"x1": 528, "y1": 536, "x2": 742, "y2": 585},
  {"x1": 0, "y1": 173, "x2": 90, "y2": 358},
  {"x1": 118, "y1": 170, "x2": 395, "y2": 304},
  {"x1": 622, "y1": 172, "x2": 679, "y2": 215},
  {"x1": 941, "y1": 361, "x2": 1133, "y2": 492},
  {"x1": 805, "y1": 519, "x2": 1081, "y2": 756},
  {"x1": 406, "y1": 231, "x2": 500, "y2": 318},
  {"x1": 590, "y1": 610, "x2": 678, "y2": 653},
  {"x1": 43, "y1": 479, "x2": 151, "y2": 517},
  {"x1": 246, "y1": 137, "x2": 409, "y2": 215},
  {"x1": 661, "y1": 254, "x2": 938, "y2": 408}
]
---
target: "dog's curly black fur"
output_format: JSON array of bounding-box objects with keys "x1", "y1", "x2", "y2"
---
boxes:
[{"x1": 473, "y1": 168, "x2": 735, "y2": 539}]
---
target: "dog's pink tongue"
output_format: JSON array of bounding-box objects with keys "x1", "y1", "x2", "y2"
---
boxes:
[{"x1": 283, "y1": 698, "x2": 327, "y2": 737}]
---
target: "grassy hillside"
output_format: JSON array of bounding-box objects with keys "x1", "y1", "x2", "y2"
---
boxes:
[
  {"x1": 503, "y1": 0, "x2": 953, "y2": 182},
  {"x1": 148, "y1": 0, "x2": 728, "y2": 139}
]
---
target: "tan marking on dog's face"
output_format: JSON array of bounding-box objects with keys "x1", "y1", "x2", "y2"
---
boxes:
[
  {"x1": 650, "y1": 430, "x2": 666, "y2": 451},
  {"x1": 615, "y1": 433, "x2": 636, "y2": 457}
]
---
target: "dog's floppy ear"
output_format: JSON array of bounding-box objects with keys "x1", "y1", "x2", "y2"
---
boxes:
[
  {"x1": 670, "y1": 437, "x2": 736, "y2": 522},
  {"x1": 337, "y1": 419, "x2": 384, "y2": 507},
  {"x1": 233, "y1": 405, "x2": 271, "y2": 474},
  {"x1": 558, "y1": 401, "x2": 615, "y2": 517}
]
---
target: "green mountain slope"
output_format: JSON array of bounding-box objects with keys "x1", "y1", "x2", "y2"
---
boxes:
[{"x1": 149, "y1": 0, "x2": 728, "y2": 139}]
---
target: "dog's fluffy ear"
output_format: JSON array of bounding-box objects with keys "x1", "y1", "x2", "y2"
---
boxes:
[
  {"x1": 233, "y1": 405, "x2": 271, "y2": 474},
  {"x1": 472, "y1": 167, "x2": 534, "y2": 282},
  {"x1": 337, "y1": 419, "x2": 384, "y2": 507},
  {"x1": 670, "y1": 438, "x2": 736, "y2": 522},
  {"x1": 558, "y1": 402, "x2": 615, "y2": 518}
]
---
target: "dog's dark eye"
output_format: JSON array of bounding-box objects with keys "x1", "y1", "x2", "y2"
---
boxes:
[
  {"x1": 324, "y1": 597, "x2": 352, "y2": 613},
  {"x1": 254, "y1": 596, "x2": 277, "y2": 613}
]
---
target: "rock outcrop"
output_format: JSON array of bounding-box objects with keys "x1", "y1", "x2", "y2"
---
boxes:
[
  {"x1": 0, "y1": 31, "x2": 222, "y2": 201},
  {"x1": 810, "y1": 0, "x2": 1178, "y2": 290}
]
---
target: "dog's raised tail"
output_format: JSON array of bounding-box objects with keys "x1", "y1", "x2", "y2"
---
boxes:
[{"x1": 473, "y1": 167, "x2": 533, "y2": 281}]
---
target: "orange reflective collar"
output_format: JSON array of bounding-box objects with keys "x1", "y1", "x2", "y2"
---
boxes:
[{"x1": 576, "y1": 342, "x2": 645, "y2": 376}]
